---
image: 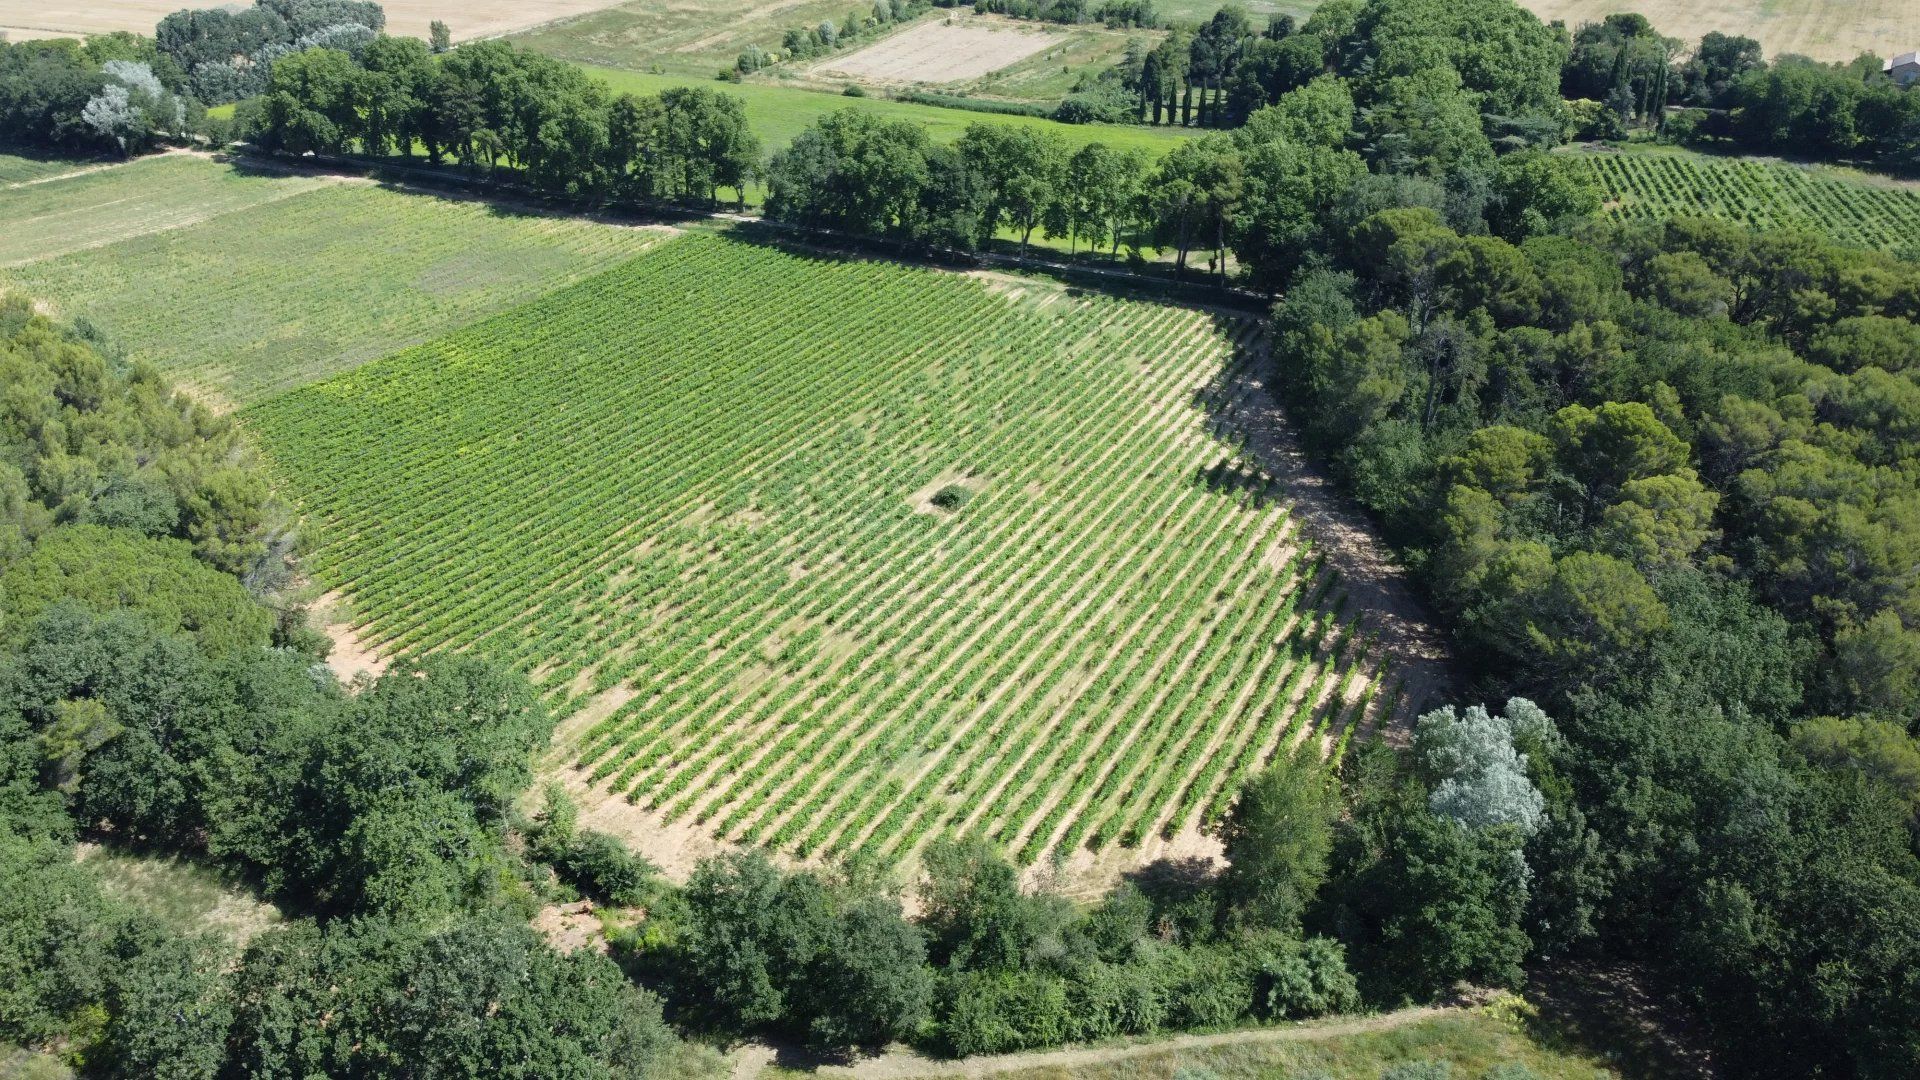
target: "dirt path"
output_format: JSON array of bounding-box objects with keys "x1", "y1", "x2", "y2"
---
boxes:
[
  {"x1": 2, "y1": 156, "x2": 136, "y2": 189},
  {"x1": 1217, "y1": 360, "x2": 1456, "y2": 737},
  {"x1": 742, "y1": 1006, "x2": 1455, "y2": 1080}
]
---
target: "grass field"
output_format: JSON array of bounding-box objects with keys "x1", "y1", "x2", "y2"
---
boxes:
[
  {"x1": 966, "y1": 1006, "x2": 1618, "y2": 1080},
  {"x1": 0, "y1": 157, "x2": 668, "y2": 403},
  {"x1": 0, "y1": 152, "x2": 334, "y2": 268},
  {"x1": 585, "y1": 66, "x2": 1190, "y2": 158},
  {"x1": 1578, "y1": 147, "x2": 1920, "y2": 251},
  {"x1": 0, "y1": 151, "x2": 101, "y2": 184},
  {"x1": 249, "y1": 232, "x2": 1396, "y2": 873}
]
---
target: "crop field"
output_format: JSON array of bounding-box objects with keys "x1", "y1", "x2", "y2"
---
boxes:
[
  {"x1": 1517, "y1": 0, "x2": 1905, "y2": 63},
  {"x1": 1581, "y1": 150, "x2": 1920, "y2": 251},
  {"x1": 1, "y1": 157, "x2": 668, "y2": 403},
  {"x1": 249, "y1": 233, "x2": 1399, "y2": 870},
  {"x1": 0, "y1": 0, "x2": 626, "y2": 46},
  {"x1": 814, "y1": 18, "x2": 1059, "y2": 84},
  {"x1": 0, "y1": 152, "x2": 334, "y2": 268}
]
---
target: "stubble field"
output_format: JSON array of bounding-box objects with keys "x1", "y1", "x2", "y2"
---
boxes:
[{"x1": 0, "y1": 0, "x2": 623, "y2": 45}]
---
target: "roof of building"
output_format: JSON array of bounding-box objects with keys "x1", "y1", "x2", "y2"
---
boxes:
[{"x1": 1889, "y1": 51, "x2": 1920, "y2": 68}]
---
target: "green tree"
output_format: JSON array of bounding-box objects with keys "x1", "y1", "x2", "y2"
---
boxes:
[{"x1": 1217, "y1": 744, "x2": 1338, "y2": 932}]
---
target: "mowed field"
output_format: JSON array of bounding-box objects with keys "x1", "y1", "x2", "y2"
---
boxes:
[
  {"x1": 0, "y1": 0, "x2": 624, "y2": 45},
  {"x1": 814, "y1": 18, "x2": 1060, "y2": 84},
  {"x1": 1577, "y1": 148, "x2": 1920, "y2": 251},
  {"x1": 247, "y1": 233, "x2": 1400, "y2": 873},
  {"x1": 0, "y1": 155, "x2": 668, "y2": 403}
]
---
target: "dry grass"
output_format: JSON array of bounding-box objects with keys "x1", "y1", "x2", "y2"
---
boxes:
[
  {"x1": 0, "y1": 0, "x2": 626, "y2": 45},
  {"x1": 1519, "y1": 0, "x2": 1910, "y2": 63},
  {"x1": 815, "y1": 17, "x2": 1062, "y2": 84}
]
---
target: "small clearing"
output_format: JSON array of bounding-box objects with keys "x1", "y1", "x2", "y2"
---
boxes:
[
  {"x1": 317, "y1": 590, "x2": 390, "y2": 685},
  {"x1": 816, "y1": 17, "x2": 1060, "y2": 84}
]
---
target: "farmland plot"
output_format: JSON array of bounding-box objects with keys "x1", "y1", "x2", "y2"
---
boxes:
[
  {"x1": 0, "y1": 152, "x2": 333, "y2": 268},
  {"x1": 815, "y1": 19, "x2": 1059, "y2": 84},
  {"x1": 250, "y1": 233, "x2": 1402, "y2": 871},
  {"x1": 3, "y1": 158, "x2": 668, "y2": 404},
  {"x1": 1580, "y1": 150, "x2": 1920, "y2": 251}
]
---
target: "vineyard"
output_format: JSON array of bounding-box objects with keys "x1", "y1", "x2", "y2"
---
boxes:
[
  {"x1": 1581, "y1": 150, "x2": 1920, "y2": 251},
  {"x1": 2, "y1": 157, "x2": 668, "y2": 404},
  {"x1": 250, "y1": 233, "x2": 1404, "y2": 870}
]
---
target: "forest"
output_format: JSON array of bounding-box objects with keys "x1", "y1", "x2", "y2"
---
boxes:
[{"x1": 2, "y1": 0, "x2": 1919, "y2": 1076}]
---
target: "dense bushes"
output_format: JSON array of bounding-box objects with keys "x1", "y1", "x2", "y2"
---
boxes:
[
  {"x1": 0, "y1": 303, "x2": 686, "y2": 1078},
  {"x1": 157, "y1": 0, "x2": 384, "y2": 103},
  {"x1": 0, "y1": 36, "x2": 194, "y2": 155},
  {"x1": 1268, "y1": 182, "x2": 1920, "y2": 1072},
  {"x1": 634, "y1": 765, "x2": 1363, "y2": 1057}
]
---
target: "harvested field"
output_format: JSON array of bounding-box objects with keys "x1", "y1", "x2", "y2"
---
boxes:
[
  {"x1": 250, "y1": 232, "x2": 1413, "y2": 877},
  {"x1": 816, "y1": 18, "x2": 1061, "y2": 84},
  {"x1": 508, "y1": 0, "x2": 881, "y2": 78},
  {"x1": 0, "y1": 0, "x2": 625, "y2": 45},
  {"x1": 1518, "y1": 0, "x2": 1910, "y2": 63},
  {"x1": 1, "y1": 155, "x2": 668, "y2": 403}
]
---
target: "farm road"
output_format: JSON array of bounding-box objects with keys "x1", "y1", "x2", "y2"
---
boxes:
[{"x1": 731, "y1": 1006, "x2": 1456, "y2": 1080}]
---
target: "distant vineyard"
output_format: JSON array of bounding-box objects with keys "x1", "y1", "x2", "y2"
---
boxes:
[
  {"x1": 252, "y1": 234, "x2": 1401, "y2": 869},
  {"x1": 1582, "y1": 151, "x2": 1920, "y2": 251}
]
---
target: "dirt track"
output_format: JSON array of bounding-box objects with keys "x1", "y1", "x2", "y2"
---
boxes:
[{"x1": 733, "y1": 1006, "x2": 1456, "y2": 1080}]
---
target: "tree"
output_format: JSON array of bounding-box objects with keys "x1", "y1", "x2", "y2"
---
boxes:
[
  {"x1": 1486, "y1": 152, "x2": 1599, "y2": 242},
  {"x1": 765, "y1": 108, "x2": 933, "y2": 237},
  {"x1": 1148, "y1": 133, "x2": 1243, "y2": 278},
  {"x1": 102, "y1": 935, "x2": 233, "y2": 1080},
  {"x1": 957, "y1": 123, "x2": 1067, "y2": 255},
  {"x1": 429, "y1": 18, "x2": 451, "y2": 52},
  {"x1": 1361, "y1": 67, "x2": 1494, "y2": 178},
  {"x1": 0, "y1": 527, "x2": 272, "y2": 656},
  {"x1": 806, "y1": 896, "x2": 933, "y2": 1049},
  {"x1": 259, "y1": 45, "x2": 363, "y2": 154},
  {"x1": 1411, "y1": 699, "x2": 1554, "y2": 835},
  {"x1": 1217, "y1": 744, "x2": 1338, "y2": 932}
]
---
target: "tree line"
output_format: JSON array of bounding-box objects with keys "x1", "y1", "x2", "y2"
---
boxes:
[
  {"x1": 254, "y1": 37, "x2": 761, "y2": 205},
  {"x1": 1266, "y1": 184, "x2": 1920, "y2": 1075},
  {"x1": 1560, "y1": 12, "x2": 1920, "y2": 170}
]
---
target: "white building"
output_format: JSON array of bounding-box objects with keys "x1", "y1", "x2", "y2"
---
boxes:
[{"x1": 1888, "y1": 51, "x2": 1920, "y2": 87}]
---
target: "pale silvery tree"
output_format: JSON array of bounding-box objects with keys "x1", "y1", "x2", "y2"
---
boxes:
[
  {"x1": 82, "y1": 84, "x2": 145, "y2": 154},
  {"x1": 1411, "y1": 697, "x2": 1556, "y2": 836}
]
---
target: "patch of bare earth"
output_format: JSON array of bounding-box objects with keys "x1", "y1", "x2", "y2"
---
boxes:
[
  {"x1": 533, "y1": 900, "x2": 608, "y2": 954},
  {"x1": 1218, "y1": 358, "x2": 1456, "y2": 739},
  {"x1": 316, "y1": 589, "x2": 389, "y2": 685}
]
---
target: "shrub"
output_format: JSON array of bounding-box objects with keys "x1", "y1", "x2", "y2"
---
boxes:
[
  {"x1": 843, "y1": 84, "x2": 868, "y2": 97},
  {"x1": 938, "y1": 970, "x2": 1071, "y2": 1055},
  {"x1": 930, "y1": 484, "x2": 972, "y2": 510},
  {"x1": 555, "y1": 830, "x2": 655, "y2": 906}
]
